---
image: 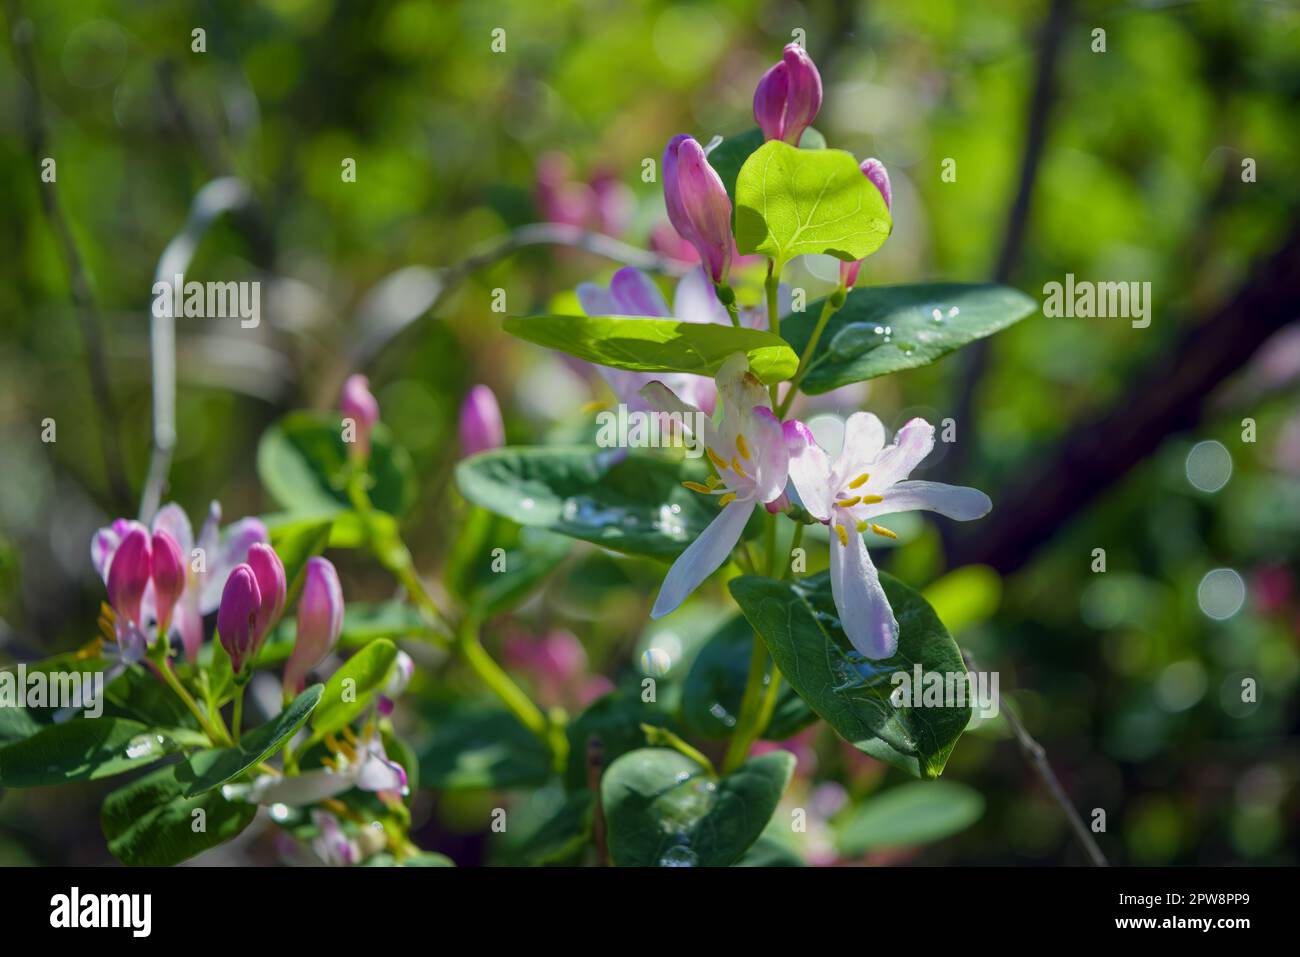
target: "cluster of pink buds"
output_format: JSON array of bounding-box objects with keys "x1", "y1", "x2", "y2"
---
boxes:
[
  {"x1": 283, "y1": 557, "x2": 345, "y2": 696},
  {"x1": 217, "y1": 543, "x2": 286, "y2": 674},
  {"x1": 102, "y1": 523, "x2": 186, "y2": 642}
]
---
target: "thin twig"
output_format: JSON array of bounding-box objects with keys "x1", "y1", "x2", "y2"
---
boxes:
[
  {"x1": 7, "y1": 1, "x2": 131, "y2": 507},
  {"x1": 964, "y1": 651, "x2": 1108, "y2": 866}
]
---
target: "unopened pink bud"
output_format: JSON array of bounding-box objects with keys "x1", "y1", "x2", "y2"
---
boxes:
[
  {"x1": 340, "y1": 374, "x2": 380, "y2": 459},
  {"x1": 663, "y1": 135, "x2": 733, "y2": 284},
  {"x1": 150, "y1": 529, "x2": 186, "y2": 632},
  {"x1": 218, "y1": 564, "x2": 263, "y2": 674},
  {"x1": 839, "y1": 158, "x2": 891, "y2": 289},
  {"x1": 107, "y1": 528, "x2": 151, "y2": 627},
  {"x1": 247, "y1": 543, "x2": 287, "y2": 640},
  {"x1": 459, "y1": 384, "x2": 505, "y2": 457},
  {"x1": 754, "y1": 44, "x2": 823, "y2": 146},
  {"x1": 284, "y1": 557, "x2": 344, "y2": 695}
]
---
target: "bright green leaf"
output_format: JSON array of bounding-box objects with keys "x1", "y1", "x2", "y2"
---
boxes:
[
  {"x1": 837, "y1": 781, "x2": 985, "y2": 855},
  {"x1": 310, "y1": 640, "x2": 398, "y2": 739},
  {"x1": 184, "y1": 684, "x2": 323, "y2": 796},
  {"x1": 0, "y1": 718, "x2": 178, "y2": 787}
]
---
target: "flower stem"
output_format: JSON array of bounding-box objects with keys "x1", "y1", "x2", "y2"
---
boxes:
[
  {"x1": 231, "y1": 680, "x2": 246, "y2": 743},
  {"x1": 155, "y1": 649, "x2": 231, "y2": 747},
  {"x1": 776, "y1": 288, "x2": 843, "y2": 418},
  {"x1": 722, "y1": 629, "x2": 770, "y2": 774},
  {"x1": 765, "y1": 265, "x2": 782, "y2": 408}
]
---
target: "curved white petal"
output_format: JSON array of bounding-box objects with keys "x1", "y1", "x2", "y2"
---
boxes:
[
  {"x1": 860, "y1": 480, "x2": 992, "y2": 522},
  {"x1": 651, "y1": 498, "x2": 753, "y2": 619},
  {"x1": 640, "y1": 380, "x2": 710, "y2": 445},
  {"x1": 783, "y1": 420, "x2": 832, "y2": 521},
  {"x1": 868, "y1": 418, "x2": 935, "y2": 489},
  {"x1": 673, "y1": 266, "x2": 729, "y2": 325},
  {"x1": 251, "y1": 769, "x2": 351, "y2": 806},
  {"x1": 577, "y1": 282, "x2": 617, "y2": 317},
  {"x1": 831, "y1": 412, "x2": 887, "y2": 487},
  {"x1": 152, "y1": 502, "x2": 195, "y2": 555},
  {"x1": 829, "y1": 520, "x2": 898, "y2": 659},
  {"x1": 610, "y1": 267, "x2": 671, "y2": 317},
  {"x1": 749, "y1": 407, "x2": 789, "y2": 503}
]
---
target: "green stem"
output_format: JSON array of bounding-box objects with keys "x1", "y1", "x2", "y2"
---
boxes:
[
  {"x1": 456, "y1": 617, "x2": 554, "y2": 754},
  {"x1": 231, "y1": 681, "x2": 246, "y2": 743},
  {"x1": 722, "y1": 630, "x2": 770, "y2": 774},
  {"x1": 776, "y1": 289, "x2": 843, "y2": 419},
  {"x1": 156, "y1": 651, "x2": 230, "y2": 747},
  {"x1": 783, "y1": 523, "x2": 805, "y2": 580}
]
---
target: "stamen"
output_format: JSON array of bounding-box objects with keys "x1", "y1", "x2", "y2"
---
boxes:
[
  {"x1": 718, "y1": 493, "x2": 738, "y2": 506},
  {"x1": 860, "y1": 494, "x2": 884, "y2": 504},
  {"x1": 870, "y1": 523, "x2": 898, "y2": 540},
  {"x1": 736, "y1": 433, "x2": 751, "y2": 460},
  {"x1": 848, "y1": 472, "x2": 871, "y2": 489},
  {"x1": 731, "y1": 456, "x2": 748, "y2": 478},
  {"x1": 855, "y1": 520, "x2": 869, "y2": 533},
  {"x1": 834, "y1": 524, "x2": 849, "y2": 547},
  {"x1": 835, "y1": 495, "x2": 862, "y2": 508},
  {"x1": 705, "y1": 475, "x2": 721, "y2": 489},
  {"x1": 706, "y1": 448, "x2": 728, "y2": 471},
  {"x1": 682, "y1": 481, "x2": 712, "y2": 494}
]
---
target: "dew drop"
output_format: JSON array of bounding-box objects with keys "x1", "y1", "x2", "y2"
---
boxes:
[{"x1": 659, "y1": 844, "x2": 699, "y2": 868}]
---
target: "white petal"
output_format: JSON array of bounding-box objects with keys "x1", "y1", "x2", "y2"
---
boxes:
[
  {"x1": 609, "y1": 267, "x2": 670, "y2": 317},
  {"x1": 829, "y1": 520, "x2": 898, "y2": 659},
  {"x1": 651, "y1": 498, "x2": 753, "y2": 619},
  {"x1": 783, "y1": 420, "x2": 832, "y2": 521},
  {"x1": 749, "y1": 407, "x2": 789, "y2": 503},
  {"x1": 252, "y1": 768, "x2": 351, "y2": 806},
  {"x1": 673, "y1": 266, "x2": 729, "y2": 325},
  {"x1": 860, "y1": 480, "x2": 992, "y2": 522},
  {"x1": 868, "y1": 418, "x2": 935, "y2": 489},
  {"x1": 151, "y1": 502, "x2": 195, "y2": 555},
  {"x1": 577, "y1": 282, "x2": 616, "y2": 317},
  {"x1": 831, "y1": 412, "x2": 887, "y2": 487},
  {"x1": 640, "y1": 380, "x2": 710, "y2": 444}
]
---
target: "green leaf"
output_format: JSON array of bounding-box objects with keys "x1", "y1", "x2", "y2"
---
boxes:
[
  {"x1": 836, "y1": 781, "x2": 984, "y2": 855},
  {"x1": 102, "y1": 763, "x2": 258, "y2": 866},
  {"x1": 416, "y1": 703, "x2": 552, "y2": 791},
  {"x1": 601, "y1": 748, "x2": 795, "y2": 867},
  {"x1": 310, "y1": 640, "x2": 398, "y2": 739},
  {"x1": 514, "y1": 790, "x2": 596, "y2": 865},
  {"x1": 257, "y1": 412, "x2": 415, "y2": 517},
  {"x1": 680, "y1": 616, "x2": 816, "y2": 740},
  {"x1": 456, "y1": 446, "x2": 760, "y2": 560},
  {"x1": 783, "y1": 283, "x2": 1039, "y2": 393},
  {"x1": 184, "y1": 684, "x2": 322, "y2": 796},
  {"x1": 0, "y1": 718, "x2": 179, "y2": 787},
  {"x1": 729, "y1": 571, "x2": 971, "y2": 779},
  {"x1": 504, "y1": 315, "x2": 798, "y2": 385},
  {"x1": 0, "y1": 706, "x2": 43, "y2": 745},
  {"x1": 564, "y1": 690, "x2": 676, "y2": 790},
  {"x1": 735, "y1": 141, "x2": 891, "y2": 270},
  {"x1": 445, "y1": 507, "x2": 571, "y2": 616}
]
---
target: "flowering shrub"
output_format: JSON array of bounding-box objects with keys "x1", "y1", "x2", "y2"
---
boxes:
[{"x1": 0, "y1": 43, "x2": 1035, "y2": 867}]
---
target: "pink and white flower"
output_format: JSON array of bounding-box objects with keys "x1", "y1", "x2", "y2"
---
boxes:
[{"x1": 784, "y1": 415, "x2": 991, "y2": 658}]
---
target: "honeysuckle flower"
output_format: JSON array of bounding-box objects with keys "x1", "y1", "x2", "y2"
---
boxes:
[
  {"x1": 376, "y1": 649, "x2": 414, "y2": 716},
  {"x1": 340, "y1": 374, "x2": 380, "y2": 460},
  {"x1": 459, "y1": 384, "x2": 505, "y2": 456},
  {"x1": 240, "y1": 725, "x2": 409, "y2": 807},
  {"x1": 150, "y1": 529, "x2": 186, "y2": 635},
  {"x1": 784, "y1": 415, "x2": 992, "y2": 658},
  {"x1": 247, "y1": 542, "x2": 287, "y2": 639},
  {"x1": 840, "y1": 158, "x2": 892, "y2": 288},
  {"x1": 663, "y1": 135, "x2": 733, "y2": 285},
  {"x1": 641, "y1": 354, "x2": 789, "y2": 618},
  {"x1": 284, "y1": 557, "x2": 344, "y2": 697},
  {"x1": 218, "y1": 564, "x2": 263, "y2": 674},
  {"x1": 754, "y1": 43, "x2": 823, "y2": 146},
  {"x1": 92, "y1": 501, "x2": 268, "y2": 660},
  {"x1": 309, "y1": 810, "x2": 360, "y2": 867},
  {"x1": 106, "y1": 527, "x2": 151, "y2": 629}
]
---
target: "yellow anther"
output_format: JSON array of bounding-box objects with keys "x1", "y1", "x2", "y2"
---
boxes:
[
  {"x1": 835, "y1": 495, "x2": 861, "y2": 508},
  {"x1": 870, "y1": 523, "x2": 898, "y2": 540},
  {"x1": 705, "y1": 474, "x2": 722, "y2": 489},
  {"x1": 848, "y1": 472, "x2": 871, "y2": 489},
  {"x1": 718, "y1": 493, "x2": 738, "y2": 506},
  {"x1": 682, "y1": 481, "x2": 712, "y2": 494},
  {"x1": 834, "y1": 524, "x2": 849, "y2": 547},
  {"x1": 706, "y1": 448, "x2": 728, "y2": 471},
  {"x1": 860, "y1": 494, "x2": 884, "y2": 504},
  {"x1": 855, "y1": 520, "x2": 869, "y2": 534},
  {"x1": 731, "y1": 456, "x2": 748, "y2": 478},
  {"x1": 736, "y1": 433, "x2": 751, "y2": 460}
]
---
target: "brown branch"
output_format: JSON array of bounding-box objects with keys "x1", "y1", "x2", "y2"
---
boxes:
[
  {"x1": 7, "y1": 1, "x2": 131, "y2": 507},
  {"x1": 951, "y1": 218, "x2": 1300, "y2": 573}
]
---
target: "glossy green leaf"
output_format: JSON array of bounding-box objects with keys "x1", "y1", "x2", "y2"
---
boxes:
[
  {"x1": 708, "y1": 127, "x2": 765, "y2": 203},
  {"x1": 680, "y1": 616, "x2": 816, "y2": 740},
  {"x1": 444, "y1": 507, "x2": 571, "y2": 616},
  {"x1": 456, "y1": 446, "x2": 760, "y2": 560},
  {"x1": 102, "y1": 763, "x2": 257, "y2": 866},
  {"x1": 729, "y1": 571, "x2": 971, "y2": 778},
  {"x1": 0, "y1": 718, "x2": 178, "y2": 787},
  {"x1": 601, "y1": 748, "x2": 795, "y2": 867},
  {"x1": 0, "y1": 706, "x2": 41, "y2": 745},
  {"x1": 504, "y1": 314, "x2": 797, "y2": 385},
  {"x1": 563, "y1": 690, "x2": 678, "y2": 789},
  {"x1": 257, "y1": 412, "x2": 415, "y2": 517},
  {"x1": 416, "y1": 703, "x2": 552, "y2": 791},
  {"x1": 837, "y1": 781, "x2": 985, "y2": 855},
  {"x1": 735, "y1": 141, "x2": 891, "y2": 270},
  {"x1": 310, "y1": 639, "x2": 398, "y2": 738},
  {"x1": 783, "y1": 283, "x2": 1039, "y2": 393},
  {"x1": 514, "y1": 790, "x2": 596, "y2": 865},
  {"x1": 184, "y1": 684, "x2": 323, "y2": 796}
]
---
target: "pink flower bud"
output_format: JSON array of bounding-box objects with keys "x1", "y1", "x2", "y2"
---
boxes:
[
  {"x1": 284, "y1": 557, "x2": 344, "y2": 695},
  {"x1": 340, "y1": 374, "x2": 380, "y2": 459},
  {"x1": 459, "y1": 384, "x2": 505, "y2": 457},
  {"x1": 218, "y1": 564, "x2": 263, "y2": 674},
  {"x1": 839, "y1": 158, "x2": 891, "y2": 288},
  {"x1": 663, "y1": 135, "x2": 733, "y2": 284},
  {"x1": 754, "y1": 44, "x2": 823, "y2": 146},
  {"x1": 150, "y1": 529, "x2": 186, "y2": 632},
  {"x1": 247, "y1": 543, "x2": 287, "y2": 640},
  {"x1": 107, "y1": 528, "x2": 151, "y2": 627}
]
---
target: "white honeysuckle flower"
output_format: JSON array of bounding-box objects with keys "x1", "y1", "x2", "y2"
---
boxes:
[
  {"x1": 640, "y1": 353, "x2": 789, "y2": 618},
  {"x1": 784, "y1": 414, "x2": 992, "y2": 659},
  {"x1": 234, "y1": 726, "x2": 408, "y2": 807}
]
